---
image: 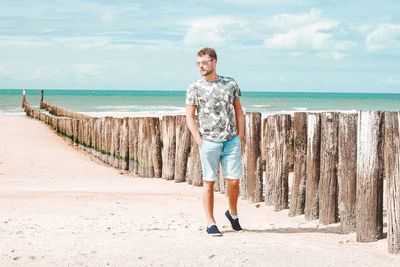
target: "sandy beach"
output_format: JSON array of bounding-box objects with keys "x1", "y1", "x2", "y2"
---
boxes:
[{"x1": 1, "y1": 114, "x2": 399, "y2": 266}]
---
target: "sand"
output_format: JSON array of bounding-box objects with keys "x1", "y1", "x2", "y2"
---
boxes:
[{"x1": 0, "y1": 114, "x2": 399, "y2": 266}]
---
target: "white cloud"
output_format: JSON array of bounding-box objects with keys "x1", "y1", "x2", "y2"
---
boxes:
[
  {"x1": 262, "y1": 9, "x2": 357, "y2": 60},
  {"x1": 54, "y1": 37, "x2": 112, "y2": 49},
  {"x1": 182, "y1": 17, "x2": 246, "y2": 47},
  {"x1": 264, "y1": 20, "x2": 337, "y2": 50},
  {"x1": 366, "y1": 24, "x2": 400, "y2": 51},
  {"x1": 264, "y1": 8, "x2": 322, "y2": 32}
]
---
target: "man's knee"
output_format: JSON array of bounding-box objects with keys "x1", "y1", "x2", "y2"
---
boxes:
[
  {"x1": 226, "y1": 178, "x2": 239, "y2": 187},
  {"x1": 203, "y1": 181, "x2": 215, "y2": 191}
]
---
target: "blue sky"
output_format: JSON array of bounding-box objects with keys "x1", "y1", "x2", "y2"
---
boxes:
[{"x1": 0, "y1": 0, "x2": 399, "y2": 92}]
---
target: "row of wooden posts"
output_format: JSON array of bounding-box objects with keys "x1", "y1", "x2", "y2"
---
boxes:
[{"x1": 22, "y1": 91, "x2": 399, "y2": 254}]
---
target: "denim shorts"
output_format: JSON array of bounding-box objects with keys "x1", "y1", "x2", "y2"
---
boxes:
[{"x1": 199, "y1": 135, "x2": 242, "y2": 181}]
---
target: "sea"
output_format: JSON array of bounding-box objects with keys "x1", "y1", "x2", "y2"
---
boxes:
[{"x1": 1, "y1": 89, "x2": 399, "y2": 116}]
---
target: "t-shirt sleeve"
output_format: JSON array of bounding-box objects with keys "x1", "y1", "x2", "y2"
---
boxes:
[
  {"x1": 185, "y1": 84, "x2": 198, "y2": 106},
  {"x1": 232, "y1": 79, "x2": 242, "y2": 98}
]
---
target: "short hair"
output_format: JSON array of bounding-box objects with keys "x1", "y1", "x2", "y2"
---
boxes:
[{"x1": 197, "y1": 47, "x2": 217, "y2": 60}]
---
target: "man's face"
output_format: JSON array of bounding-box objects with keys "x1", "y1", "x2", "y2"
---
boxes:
[{"x1": 196, "y1": 55, "x2": 216, "y2": 77}]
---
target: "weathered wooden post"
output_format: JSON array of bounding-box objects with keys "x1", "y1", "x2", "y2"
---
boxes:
[
  {"x1": 273, "y1": 114, "x2": 291, "y2": 211},
  {"x1": 91, "y1": 118, "x2": 99, "y2": 157},
  {"x1": 128, "y1": 117, "x2": 139, "y2": 175},
  {"x1": 338, "y1": 113, "x2": 358, "y2": 234},
  {"x1": 40, "y1": 89, "x2": 44, "y2": 109},
  {"x1": 65, "y1": 118, "x2": 73, "y2": 140},
  {"x1": 103, "y1": 117, "x2": 113, "y2": 163},
  {"x1": 305, "y1": 113, "x2": 321, "y2": 221},
  {"x1": 186, "y1": 137, "x2": 203, "y2": 186},
  {"x1": 319, "y1": 112, "x2": 339, "y2": 225},
  {"x1": 356, "y1": 111, "x2": 384, "y2": 242},
  {"x1": 161, "y1": 116, "x2": 176, "y2": 180},
  {"x1": 242, "y1": 112, "x2": 263, "y2": 202},
  {"x1": 119, "y1": 117, "x2": 129, "y2": 170},
  {"x1": 384, "y1": 112, "x2": 400, "y2": 254},
  {"x1": 289, "y1": 112, "x2": 307, "y2": 216},
  {"x1": 150, "y1": 117, "x2": 162, "y2": 178},
  {"x1": 137, "y1": 117, "x2": 162, "y2": 178},
  {"x1": 287, "y1": 116, "x2": 295, "y2": 173},
  {"x1": 21, "y1": 89, "x2": 26, "y2": 108},
  {"x1": 107, "y1": 117, "x2": 119, "y2": 166},
  {"x1": 174, "y1": 115, "x2": 191, "y2": 183},
  {"x1": 109, "y1": 118, "x2": 118, "y2": 167},
  {"x1": 71, "y1": 119, "x2": 80, "y2": 144},
  {"x1": 137, "y1": 118, "x2": 149, "y2": 177},
  {"x1": 264, "y1": 115, "x2": 276, "y2": 205}
]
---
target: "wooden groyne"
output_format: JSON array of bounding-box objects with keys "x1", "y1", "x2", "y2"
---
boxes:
[{"x1": 22, "y1": 91, "x2": 400, "y2": 254}]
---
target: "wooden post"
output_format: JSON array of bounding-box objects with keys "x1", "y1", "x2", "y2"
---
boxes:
[
  {"x1": 112, "y1": 118, "x2": 123, "y2": 168},
  {"x1": 174, "y1": 115, "x2": 191, "y2": 183},
  {"x1": 273, "y1": 114, "x2": 291, "y2": 211},
  {"x1": 356, "y1": 111, "x2": 384, "y2": 242},
  {"x1": 72, "y1": 119, "x2": 79, "y2": 144},
  {"x1": 91, "y1": 118, "x2": 99, "y2": 157},
  {"x1": 119, "y1": 117, "x2": 129, "y2": 170},
  {"x1": 102, "y1": 117, "x2": 112, "y2": 163},
  {"x1": 384, "y1": 112, "x2": 400, "y2": 254},
  {"x1": 128, "y1": 118, "x2": 139, "y2": 175},
  {"x1": 137, "y1": 118, "x2": 150, "y2": 177},
  {"x1": 319, "y1": 112, "x2": 339, "y2": 225},
  {"x1": 137, "y1": 117, "x2": 162, "y2": 178},
  {"x1": 264, "y1": 115, "x2": 276, "y2": 205},
  {"x1": 40, "y1": 89, "x2": 44, "y2": 109},
  {"x1": 21, "y1": 89, "x2": 26, "y2": 108},
  {"x1": 161, "y1": 116, "x2": 176, "y2": 180},
  {"x1": 287, "y1": 115, "x2": 295, "y2": 173},
  {"x1": 305, "y1": 113, "x2": 321, "y2": 221},
  {"x1": 289, "y1": 112, "x2": 307, "y2": 216},
  {"x1": 186, "y1": 137, "x2": 203, "y2": 186},
  {"x1": 242, "y1": 112, "x2": 263, "y2": 203},
  {"x1": 338, "y1": 113, "x2": 358, "y2": 234},
  {"x1": 150, "y1": 117, "x2": 162, "y2": 178},
  {"x1": 110, "y1": 118, "x2": 117, "y2": 167}
]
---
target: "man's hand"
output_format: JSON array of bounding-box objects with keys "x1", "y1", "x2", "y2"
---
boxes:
[
  {"x1": 195, "y1": 137, "x2": 202, "y2": 148},
  {"x1": 238, "y1": 132, "x2": 245, "y2": 143},
  {"x1": 186, "y1": 105, "x2": 202, "y2": 148}
]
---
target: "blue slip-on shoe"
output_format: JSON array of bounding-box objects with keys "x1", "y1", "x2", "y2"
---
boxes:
[
  {"x1": 206, "y1": 224, "x2": 223, "y2": 236},
  {"x1": 225, "y1": 210, "x2": 243, "y2": 231}
]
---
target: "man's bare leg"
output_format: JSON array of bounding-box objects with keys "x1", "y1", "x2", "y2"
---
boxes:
[
  {"x1": 227, "y1": 178, "x2": 239, "y2": 215},
  {"x1": 202, "y1": 181, "x2": 216, "y2": 225}
]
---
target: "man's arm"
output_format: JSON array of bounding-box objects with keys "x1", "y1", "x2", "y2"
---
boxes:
[
  {"x1": 233, "y1": 97, "x2": 245, "y2": 142},
  {"x1": 186, "y1": 105, "x2": 202, "y2": 147}
]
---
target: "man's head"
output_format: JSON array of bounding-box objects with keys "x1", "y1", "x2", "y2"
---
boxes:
[{"x1": 196, "y1": 47, "x2": 217, "y2": 77}]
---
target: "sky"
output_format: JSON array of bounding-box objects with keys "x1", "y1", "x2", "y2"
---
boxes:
[{"x1": 0, "y1": 0, "x2": 399, "y2": 92}]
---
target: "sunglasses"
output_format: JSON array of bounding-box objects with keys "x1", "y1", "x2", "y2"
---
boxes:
[{"x1": 195, "y1": 59, "x2": 214, "y2": 67}]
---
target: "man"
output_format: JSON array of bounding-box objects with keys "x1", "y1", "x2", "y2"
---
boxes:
[{"x1": 185, "y1": 47, "x2": 245, "y2": 236}]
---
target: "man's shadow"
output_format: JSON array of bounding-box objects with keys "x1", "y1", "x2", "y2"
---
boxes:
[
  {"x1": 223, "y1": 223, "x2": 388, "y2": 238},
  {"x1": 237, "y1": 226, "x2": 340, "y2": 234}
]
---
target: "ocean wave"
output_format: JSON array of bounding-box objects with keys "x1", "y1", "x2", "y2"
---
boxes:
[
  {"x1": 95, "y1": 105, "x2": 185, "y2": 112},
  {"x1": 293, "y1": 107, "x2": 308, "y2": 111},
  {"x1": 84, "y1": 110, "x2": 185, "y2": 118},
  {"x1": 249, "y1": 104, "x2": 272, "y2": 108}
]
